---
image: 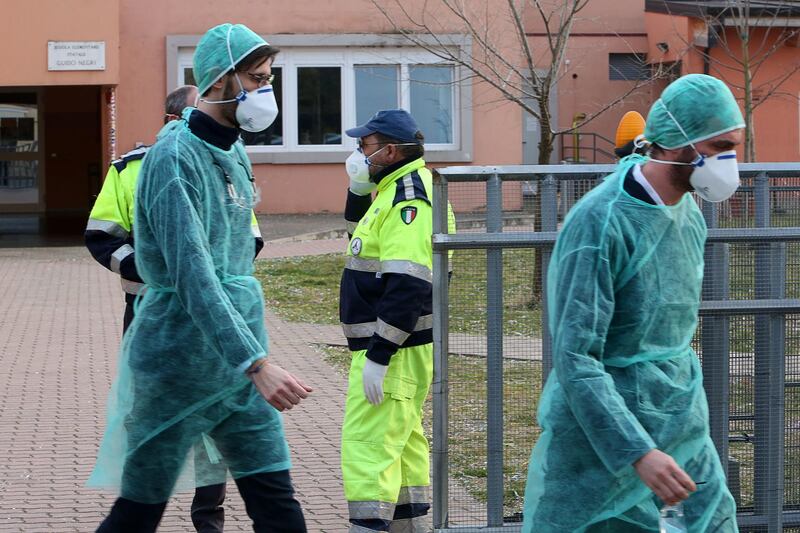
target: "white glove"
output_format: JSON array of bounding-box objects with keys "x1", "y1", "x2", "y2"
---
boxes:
[
  {"x1": 362, "y1": 358, "x2": 388, "y2": 405},
  {"x1": 349, "y1": 177, "x2": 377, "y2": 196}
]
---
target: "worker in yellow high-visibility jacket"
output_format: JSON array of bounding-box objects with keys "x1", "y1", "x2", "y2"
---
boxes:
[{"x1": 340, "y1": 109, "x2": 454, "y2": 533}]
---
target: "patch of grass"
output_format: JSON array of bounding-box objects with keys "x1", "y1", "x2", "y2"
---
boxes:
[
  {"x1": 726, "y1": 375, "x2": 800, "y2": 509},
  {"x1": 448, "y1": 249, "x2": 543, "y2": 337},
  {"x1": 447, "y1": 354, "x2": 543, "y2": 516},
  {"x1": 319, "y1": 344, "x2": 352, "y2": 374},
  {"x1": 255, "y1": 254, "x2": 344, "y2": 324},
  {"x1": 255, "y1": 250, "x2": 544, "y2": 338}
]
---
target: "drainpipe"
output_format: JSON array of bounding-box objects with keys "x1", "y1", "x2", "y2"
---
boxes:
[
  {"x1": 572, "y1": 112, "x2": 586, "y2": 163},
  {"x1": 704, "y1": 20, "x2": 720, "y2": 75}
]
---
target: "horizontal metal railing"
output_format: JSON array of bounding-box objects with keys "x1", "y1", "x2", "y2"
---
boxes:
[{"x1": 432, "y1": 163, "x2": 800, "y2": 532}]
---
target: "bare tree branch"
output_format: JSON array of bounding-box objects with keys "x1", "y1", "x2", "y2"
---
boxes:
[
  {"x1": 751, "y1": 63, "x2": 800, "y2": 110},
  {"x1": 373, "y1": 0, "x2": 660, "y2": 164},
  {"x1": 508, "y1": 0, "x2": 540, "y2": 89}
]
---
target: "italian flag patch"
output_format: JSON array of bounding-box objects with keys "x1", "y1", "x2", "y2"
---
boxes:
[{"x1": 400, "y1": 206, "x2": 417, "y2": 224}]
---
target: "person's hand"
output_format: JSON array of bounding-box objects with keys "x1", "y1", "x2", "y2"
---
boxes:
[
  {"x1": 634, "y1": 449, "x2": 696, "y2": 505},
  {"x1": 248, "y1": 360, "x2": 313, "y2": 411},
  {"x1": 362, "y1": 359, "x2": 388, "y2": 405},
  {"x1": 349, "y1": 175, "x2": 377, "y2": 196}
]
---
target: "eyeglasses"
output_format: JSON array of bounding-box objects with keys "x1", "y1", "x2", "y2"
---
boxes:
[
  {"x1": 357, "y1": 139, "x2": 385, "y2": 151},
  {"x1": 246, "y1": 72, "x2": 275, "y2": 87}
]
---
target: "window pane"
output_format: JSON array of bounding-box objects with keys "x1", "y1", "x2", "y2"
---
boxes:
[
  {"x1": 0, "y1": 160, "x2": 38, "y2": 202},
  {"x1": 0, "y1": 94, "x2": 38, "y2": 153},
  {"x1": 183, "y1": 67, "x2": 197, "y2": 87},
  {"x1": 355, "y1": 65, "x2": 399, "y2": 125},
  {"x1": 298, "y1": 67, "x2": 341, "y2": 145},
  {"x1": 241, "y1": 67, "x2": 284, "y2": 146},
  {"x1": 410, "y1": 65, "x2": 454, "y2": 144},
  {"x1": 609, "y1": 53, "x2": 650, "y2": 81}
]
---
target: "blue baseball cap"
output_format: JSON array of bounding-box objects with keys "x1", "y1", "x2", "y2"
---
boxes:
[{"x1": 345, "y1": 109, "x2": 422, "y2": 144}]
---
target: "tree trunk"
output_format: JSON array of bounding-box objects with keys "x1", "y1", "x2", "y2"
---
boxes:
[
  {"x1": 538, "y1": 91, "x2": 554, "y2": 166},
  {"x1": 532, "y1": 90, "x2": 554, "y2": 298},
  {"x1": 740, "y1": 25, "x2": 756, "y2": 161}
]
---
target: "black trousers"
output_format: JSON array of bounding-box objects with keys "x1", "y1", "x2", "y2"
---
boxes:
[
  {"x1": 121, "y1": 301, "x2": 227, "y2": 532},
  {"x1": 96, "y1": 470, "x2": 307, "y2": 533}
]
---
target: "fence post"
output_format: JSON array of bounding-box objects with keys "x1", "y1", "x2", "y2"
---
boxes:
[
  {"x1": 432, "y1": 171, "x2": 451, "y2": 529},
  {"x1": 540, "y1": 174, "x2": 558, "y2": 381},
  {"x1": 700, "y1": 201, "x2": 731, "y2": 479},
  {"x1": 486, "y1": 173, "x2": 504, "y2": 526},
  {"x1": 753, "y1": 172, "x2": 785, "y2": 532}
]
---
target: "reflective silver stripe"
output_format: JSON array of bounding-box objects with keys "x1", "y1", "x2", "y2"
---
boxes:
[
  {"x1": 403, "y1": 175, "x2": 414, "y2": 201},
  {"x1": 341, "y1": 322, "x2": 377, "y2": 339},
  {"x1": 342, "y1": 315, "x2": 433, "y2": 340},
  {"x1": 388, "y1": 515, "x2": 431, "y2": 533},
  {"x1": 414, "y1": 314, "x2": 433, "y2": 331},
  {"x1": 251, "y1": 224, "x2": 262, "y2": 239},
  {"x1": 86, "y1": 218, "x2": 129, "y2": 239},
  {"x1": 121, "y1": 279, "x2": 145, "y2": 295},
  {"x1": 345, "y1": 256, "x2": 381, "y2": 273},
  {"x1": 348, "y1": 500, "x2": 395, "y2": 520},
  {"x1": 397, "y1": 485, "x2": 431, "y2": 505},
  {"x1": 120, "y1": 145, "x2": 149, "y2": 159},
  {"x1": 346, "y1": 220, "x2": 359, "y2": 234},
  {"x1": 110, "y1": 244, "x2": 134, "y2": 274},
  {"x1": 381, "y1": 260, "x2": 432, "y2": 283},
  {"x1": 376, "y1": 318, "x2": 411, "y2": 345}
]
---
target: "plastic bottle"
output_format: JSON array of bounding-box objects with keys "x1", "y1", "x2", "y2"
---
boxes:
[{"x1": 659, "y1": 502, "x2": 687, "y2": 533}]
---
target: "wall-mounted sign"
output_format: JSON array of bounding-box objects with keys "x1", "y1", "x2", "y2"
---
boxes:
[{"x1": 48, "y1": 41, "x2": 106, "y2": 71}]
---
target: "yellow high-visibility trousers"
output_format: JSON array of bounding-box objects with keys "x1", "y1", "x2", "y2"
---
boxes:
[{"x1": 341, "y1": 345, "x2": 433, "y2": 533}]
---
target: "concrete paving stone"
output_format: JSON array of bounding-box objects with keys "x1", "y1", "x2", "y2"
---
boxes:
[
  {"x1": 0, "y1": 242, "x2": 483, "y2": 532},
  {"x1": 0, "y1": 245, "x2": 350, "y2": 532}
]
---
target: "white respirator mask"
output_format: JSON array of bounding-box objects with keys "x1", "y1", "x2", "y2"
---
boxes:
[
  {"x1": 233, "y1": 82, "x2": 278, "y2": 133},
  {"x1": 687, "y1": 151, "x2": 740, "y2": 202},
  {"x1": 199, "y1": 73, "x2": 279, "y2": 133},
  {"x1": 649, "y1": 149, "x2": 740, "y2": 203},
  {"x1": 345, "y1": 149, "x2": 372, "y2": 184}
]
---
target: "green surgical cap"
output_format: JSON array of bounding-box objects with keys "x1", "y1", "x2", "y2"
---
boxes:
[
  {"x1": 644, "y1": 74, "x2": 744, "y2": 150},
  {"x1": 193, "y1": 23, "x2": 270, "y2": 95}
]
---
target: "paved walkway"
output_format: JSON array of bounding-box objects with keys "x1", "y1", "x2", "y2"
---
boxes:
[
  {"x1": 0, "y1": 239, "x2": 489, "y2": 532},
  {"x1": 0, "y1": 245, "x2": 351, "y2": 532}
]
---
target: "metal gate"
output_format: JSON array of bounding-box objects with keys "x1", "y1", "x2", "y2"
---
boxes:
[{"x1": 431, "y1": 163, "x2": 800, "y2": 532}]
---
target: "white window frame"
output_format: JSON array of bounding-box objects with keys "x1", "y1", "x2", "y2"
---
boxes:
[{"x1": 167, "y1": 34, "x2": 473, "y2": 164}]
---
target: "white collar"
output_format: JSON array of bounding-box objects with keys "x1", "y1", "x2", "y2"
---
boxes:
[{"x1": 633, "y1": 164, "x2": 665, "y2": 206}]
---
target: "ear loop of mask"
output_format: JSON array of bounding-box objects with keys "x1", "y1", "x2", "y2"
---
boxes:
[{"x1": 364, "y1": 142, "x2": 420, "y2": 169}]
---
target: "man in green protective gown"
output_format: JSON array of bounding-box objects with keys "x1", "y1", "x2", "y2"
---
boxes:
[
  {"x1": 89, "y1": 23, "x2": 312, "y2": 532},
  {"x1": 523, "y1": 74, "x2": 745, "y2": 532}
]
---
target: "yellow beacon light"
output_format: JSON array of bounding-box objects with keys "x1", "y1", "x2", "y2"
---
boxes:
[{"x1": 615, "y1": 111, "x2": 646, "y2": 149}]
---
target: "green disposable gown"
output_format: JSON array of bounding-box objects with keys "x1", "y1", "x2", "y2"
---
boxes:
[
  {"x1": 88, "y1": 108, "x2": 289, "y2": 503},
  {"x1": 523, "y1": 156, "x2": 738, "y2": 532}
]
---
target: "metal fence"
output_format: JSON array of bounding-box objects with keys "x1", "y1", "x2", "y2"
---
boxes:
[{"x1": 430, "y1": 163, "x2": 800, "y2": 533}]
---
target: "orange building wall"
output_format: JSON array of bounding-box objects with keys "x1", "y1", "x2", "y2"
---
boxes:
[
  {"x1": 5, "y1": 0, "x2": 797, "y2": 215},
  {"x1": 0, "y1": 0, "x2": 119, "y2": 87},
  {"x1": 525, "y1": 0, "x2": 657, "y2": 162},
  {"x1": 644, "y1": 14, "x2": 800, "y2": 162},
  {"x1": 708, "y1": 27, "x2": 800, "y2": 162},
  {"x1": 114, "y1": 0, "x2": 522, "y2": 214}
]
